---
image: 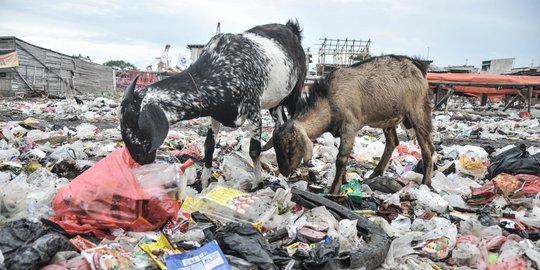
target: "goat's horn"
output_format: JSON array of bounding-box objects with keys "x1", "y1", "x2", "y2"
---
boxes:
[{"x1": 123, "y1": 75, "x2": 140, "y2": 100}]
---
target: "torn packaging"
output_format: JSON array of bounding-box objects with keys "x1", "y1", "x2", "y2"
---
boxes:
[{"x1": 464, "y1": 173, "x2": 540, "y2": 206}]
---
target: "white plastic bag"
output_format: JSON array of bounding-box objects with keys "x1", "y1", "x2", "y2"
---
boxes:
[
  {"x1": 294, "y1": 206, "x2": 339, "y2": 237},
  {"x1": 355, "y1": 141, "x2": 385, "y2": 163},
  {"x1": 1, "y1": 173, "x2": 30, "y2": 218},
  {"x1": 459, "y1": 219, "x2": 502, "y2": 238},
  {"x1": 383, "y1": 232, "x2": 421, "y2": 268},
  {"x1": 451, "y1": 242, "x2": 481, "y2": 266},
  {"x1": 432, "y1": 172, "x2": 481, "y2": 196},
  {"x1": 49, "y1": 141, "x2": 88, "y2": 161},
  {"x1": 456, "y1": 150, "x2": 486, "y2": 179},
  {"x1": 75, "y1": 123, "x2": 98, "y2": 140},
  {"x1": 408, "y1": 185, "x2": 449, "y2": 213},
  {"x1": 221, "y1": 153, "x2": 255, "y2": 190},
  {"x1": 390, "y1": 215, "x2": 412, "y2": 237},
  {"x1": 0, "y1": 148, "x2": 20, "y2": 162},
  {"x1": 338, "y1": 219, "x2": 361, "y2": 254},
  {"x1": 26, "y1": 129, "x2": 51, "y2": 142}
]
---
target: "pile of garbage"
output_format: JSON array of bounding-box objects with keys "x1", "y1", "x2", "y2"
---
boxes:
[{"x1": 1, "y1": 97, "x2": 540, "y2": 270}]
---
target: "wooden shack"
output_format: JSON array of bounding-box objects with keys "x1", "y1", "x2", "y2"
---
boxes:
[
  {"x1": 0, "y1": 36, "x2": 115, "y2": 97},
  {"x1": 315, "y1": 38, "x2": 371, "y2": 76}
]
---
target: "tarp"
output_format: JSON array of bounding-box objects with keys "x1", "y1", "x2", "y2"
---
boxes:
[
  {"x1": 427, "y1": 73, "x2": 540, "y2": 96},
  {"x1": 0, "y1": 51, "x2": 18, "y2": 68}
]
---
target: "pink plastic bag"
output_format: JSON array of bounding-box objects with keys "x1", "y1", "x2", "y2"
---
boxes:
[{"x1": 50, "y1": 147, "x2": 179, "y2": 238}]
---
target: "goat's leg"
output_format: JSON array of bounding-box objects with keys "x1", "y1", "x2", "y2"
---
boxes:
[
  {"x1": 402, "y1": 117, "x2": 417, "y2": 143},
  {"x1": 330, "y1": 129, "x2": 356, "y2": 194},
  {"x1": 272, "y1": 106, "x2": 286, "y2": 126},
  {"x1": 262, "y1": 106, "x2": 285, "y2": 151},
  {"x1": 410, "y1": 114, "x2": 435, "y2": 187},
  {"x1": 248, "y1": 115, "x2": 263, "y2": 190},
  {"x1": 370, "y1": 127, "x2": 399, "y2": 178},
  {"x1": 415, "y1": 130, "x2": 435, "y2": 187},
  {"x1": 201, "y1": 118, "x2": 221, "y2": 188}
]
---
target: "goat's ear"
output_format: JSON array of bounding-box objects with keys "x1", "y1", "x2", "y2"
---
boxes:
[
  {"x1": 123, "y1": 75, "x2": 139, "y2": 100},
  {"x1": 138, "y1": 103, "x2": 169, "y2": 152},
  {"x1": 299, "y1": 128, "x2": 313, "y2": 162}
]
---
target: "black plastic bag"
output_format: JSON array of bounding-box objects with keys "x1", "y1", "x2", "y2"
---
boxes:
[
  {"x1": 191, "y1": 211, "x2": 216, "y2": 245},
  {"x1": 271, "y1": 247, "x2": 296, "y2": 269},
  {"x1": 0, "y1": 219, "x2": 75, "y2": 270},
  {"x1": 487, "y1": 144, "x2": 540, "y2": 179},
  {"x1": 215, "y1": 223, "x2": 276, "y2": 270},
  {"x1": 302, "y1": 239, "x2": 339, "y2": 268}
]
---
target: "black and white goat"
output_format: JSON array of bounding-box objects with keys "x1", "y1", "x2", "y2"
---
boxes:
[{"x1": 119, "y1": 20, "x2": 306, "y2": 188}]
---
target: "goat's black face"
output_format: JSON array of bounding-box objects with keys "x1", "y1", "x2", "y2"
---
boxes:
[
  {"x1": 273, "y1": 123, "x2": 305, "y2": 176},
  {"x1": 120, "y1": 100, "x2": 156, "y2": 164},
  {"x1": 119, "y1": 76, "x2": 169, "y2": 165}
]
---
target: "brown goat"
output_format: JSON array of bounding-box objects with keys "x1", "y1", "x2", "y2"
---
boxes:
[{"x1": 273, "y1": 55, "x2": 435, "y2": 194}]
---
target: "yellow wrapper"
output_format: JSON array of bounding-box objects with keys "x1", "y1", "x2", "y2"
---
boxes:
[{"x1": 139, "y1": 233, "x2": 183, "y2": 270}]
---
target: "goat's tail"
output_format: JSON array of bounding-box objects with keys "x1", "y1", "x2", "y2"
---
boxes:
[{"x1": 286, "y1": 19, "x2": 302, "y2": 42}]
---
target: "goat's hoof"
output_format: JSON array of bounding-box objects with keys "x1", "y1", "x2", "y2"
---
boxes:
[{"x1": 303, "y1": 160, "x2": 314, "y2": 168}]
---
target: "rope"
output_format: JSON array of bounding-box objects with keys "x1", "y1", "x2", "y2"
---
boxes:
[{"x1": 187, "y1": 71, "x2": 204, "y2": 118}]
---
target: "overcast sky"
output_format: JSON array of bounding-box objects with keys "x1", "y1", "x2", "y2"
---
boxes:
[{"x1": 1, "y1": 0, "x2": 539, "y2": 71}]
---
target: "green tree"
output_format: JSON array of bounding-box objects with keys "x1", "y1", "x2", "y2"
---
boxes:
[{"x1": 103, "y1": 60, "x2": 137, "y2": 71}]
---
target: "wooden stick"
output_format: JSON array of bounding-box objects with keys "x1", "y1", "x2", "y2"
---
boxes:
[
  {"x1": 503, "y1": 95, "x2": 521, "y2": 111},
  {"x1": 528, "y1": 86, "x2": 533, "y2": 113},
  {"x1": 13, "y1": 68, "x2": 35, "y2": 92},
  {"x1": 435, "y1": 88, "x2": 455, "y2": 108}
]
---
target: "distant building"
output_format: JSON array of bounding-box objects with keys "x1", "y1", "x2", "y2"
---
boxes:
[
  {"x1": 0, "y1": 36, "x2": 114, "y2": 97},
  {"x1": 507, "y1": 66, "x2": 540, "y2": 76},
  {"x1": 444, "y1": 65, "x2": 479, "y2": 73},
  {"x1": 187, "y1": 44, "x2": 205, "y2": 63},
  {"x1": 480, "y1": 58, "x2": 514, "y2": 74}
]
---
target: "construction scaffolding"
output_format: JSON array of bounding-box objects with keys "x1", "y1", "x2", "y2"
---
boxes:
[{"x1": 316, "y1": 38, "x2": 371, "y2": 76}]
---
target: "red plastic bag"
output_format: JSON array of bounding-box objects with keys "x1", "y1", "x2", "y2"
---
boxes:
[
  {"x1": 395, "y1": 143, "x2": 422, "y2": 160},
  {"x1": 50, "y1": 148, "x2": 179, "y2": 238}
]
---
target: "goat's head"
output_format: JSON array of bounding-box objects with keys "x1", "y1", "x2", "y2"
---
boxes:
[
  {"x1": 119, "y1": 76, "x2": 169, "y2": 165},
  {"x1": 273, "y1": 122, "x2": 313, "y2": 177}
]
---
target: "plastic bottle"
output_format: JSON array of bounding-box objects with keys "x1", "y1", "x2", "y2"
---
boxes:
[{"x1": 178, "y1": 159, "x2": 196, "y2": 200}]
